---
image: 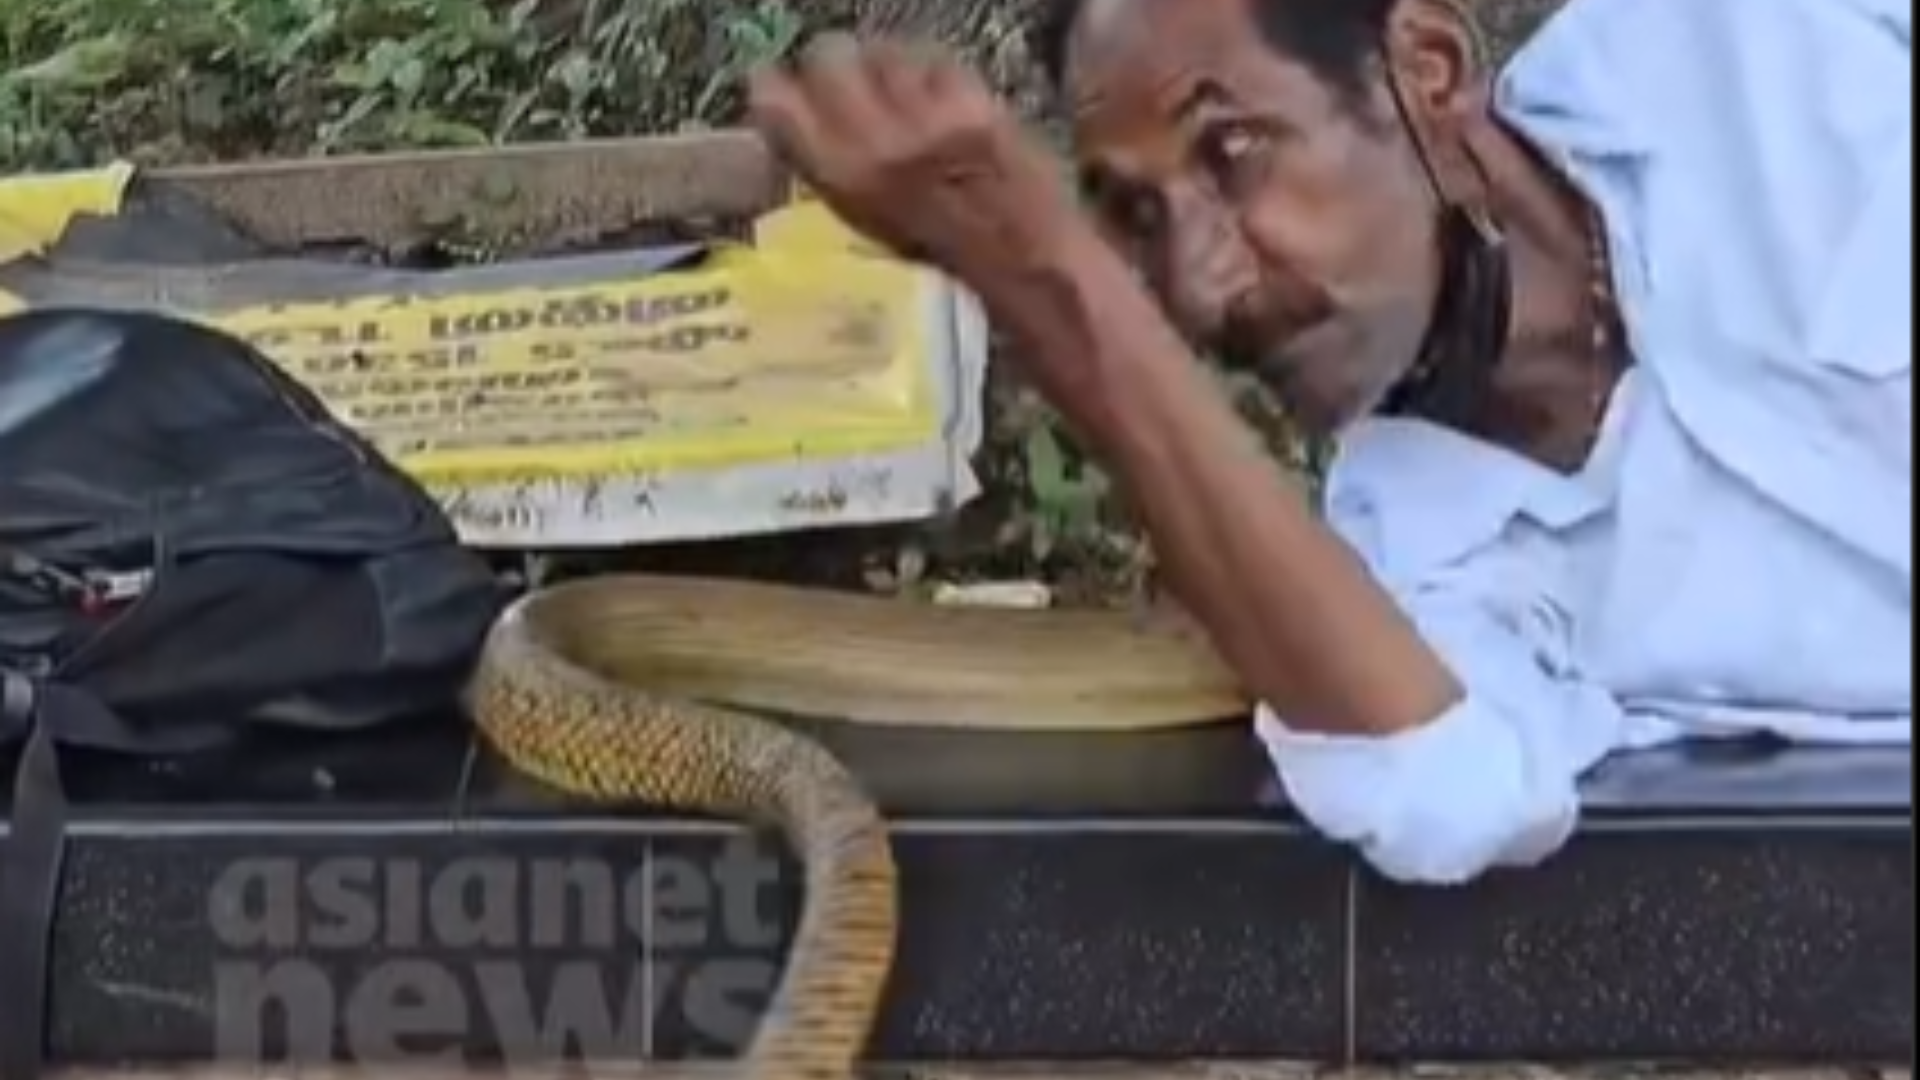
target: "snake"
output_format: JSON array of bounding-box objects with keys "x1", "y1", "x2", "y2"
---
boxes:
[{"x1": 467, "y1": 571, "x2": 1249, "y2": 1080}]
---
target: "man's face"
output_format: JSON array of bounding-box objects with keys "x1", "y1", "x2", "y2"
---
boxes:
[{"x1": 1066, "y1": 0, "x2": 1450, "y2": 434}]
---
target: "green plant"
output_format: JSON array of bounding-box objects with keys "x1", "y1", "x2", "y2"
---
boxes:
[
  {"x1": 0, "y1": 0, "x2": 810, "y2": 169},
  {"x1": 1021, "y1": 413, "x2": 1110, "y2": 563}
]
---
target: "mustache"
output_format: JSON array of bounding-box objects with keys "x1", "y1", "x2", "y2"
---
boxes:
[
  {"x1": 1207, "y1": 302, "x2": 1286, "y2": 373},
  {"x1": 1208, "y1": 327, "x2": 1267, "y2": 373},
  {"x1": 1211, "y1": 283, "x2": 1339, "y2": 370},
  {"x1": 1209, "y1": 306, "x2": 1321, "y2": 386}
]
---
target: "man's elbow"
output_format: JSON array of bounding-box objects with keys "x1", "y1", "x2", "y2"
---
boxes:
[
  {"x1": 1256, "y1": 697, "x2": 1586, "y2": 886},
  {"x1": 1356, "y1": 778, "x2": 1581, "y2": 886}
]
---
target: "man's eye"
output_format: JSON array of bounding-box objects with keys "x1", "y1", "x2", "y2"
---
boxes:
[
  {"x1": 1216, "y1": 125, "x2": 1259, "y2": 159},
  {"x1": 1202, "y1": 122, "x2": 1269, "y2": 185},
  {"x1": 1100, "y1": 191, "x2": 1160, "y2": 238}
]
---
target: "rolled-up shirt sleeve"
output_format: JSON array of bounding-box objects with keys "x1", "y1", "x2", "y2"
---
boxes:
[{"x1": 1254, "y1": 575, "x2": 1630, "y2": 887}]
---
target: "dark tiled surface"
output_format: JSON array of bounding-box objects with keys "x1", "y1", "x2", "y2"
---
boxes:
[
  {"x1": 41, "y1": 815, "x2": 1911, "y2": 1065},
  {"x1": 635, "y1": 830, "x2": 804, "y2": 1060},
  {"x1": 9, "y1": 711, "x2": 1912, "y2": 1064},
  {"x1": 1352, "y1": 826, "x2": 1914, "y2": 1063},
  {"x1": 47, "y1": 827, "x2": 704, "y2": 1063},
  {"x1": 866, "y1": 830, "x2": 1347, "y2": 1060},
  {"x1": 46, "y1": 831, "x2": 490, "y2": 1062},
  {"x1": 30, "y1": 815, "x2": 1916, "y2": 1065},
  {"x1": 620, "y1": 827, "x2": 1349, "y2": 1061},
  {"x1": 38, "y1": 822, "x2": 1347, "y2": 1064}
]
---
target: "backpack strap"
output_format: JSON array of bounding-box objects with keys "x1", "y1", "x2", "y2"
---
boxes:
[{"x1": 0, "y1": 668, "x2": 68, "y2": 1080}]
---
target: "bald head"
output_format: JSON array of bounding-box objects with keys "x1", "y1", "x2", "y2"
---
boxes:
[
  {"x1": 1074, "y1": 0, "x2": 1144, "y2": 45},
  {"x1": 1036, "y1": 0, "x2": 1401, "y2": 105}
]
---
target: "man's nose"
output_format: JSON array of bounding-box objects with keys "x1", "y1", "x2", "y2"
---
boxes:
[{"x1": 1158, "y1": 188, "x2": 1250, "y2": 337}]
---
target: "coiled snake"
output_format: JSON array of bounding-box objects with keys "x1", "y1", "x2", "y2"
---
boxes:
[{"x1": 468, "y1": 572, "x2": 1247, "y2": 1079}]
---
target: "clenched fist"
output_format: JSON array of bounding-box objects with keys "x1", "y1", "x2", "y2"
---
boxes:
[{"x1": 745, "y1": 34, "x2": 1094, "y2": 309}]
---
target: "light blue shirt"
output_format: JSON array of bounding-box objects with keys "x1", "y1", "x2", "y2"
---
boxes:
[{"x1": 1254, "y1": 0, "x2": 1913, "y2": 885}]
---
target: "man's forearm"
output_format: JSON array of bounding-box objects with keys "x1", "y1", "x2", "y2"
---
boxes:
[{"x1": 988, "y1": 239, "x2": 1461, "y2": 736}]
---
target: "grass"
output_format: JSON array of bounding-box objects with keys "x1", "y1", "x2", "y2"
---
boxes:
[{"x1": 0, "y1": 0, "x2": 815, "y2": 166}]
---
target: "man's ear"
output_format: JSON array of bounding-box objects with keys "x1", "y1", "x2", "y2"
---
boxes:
[{"x1": 1383, "y1": 0, "x2": 1492, "y2": 202}]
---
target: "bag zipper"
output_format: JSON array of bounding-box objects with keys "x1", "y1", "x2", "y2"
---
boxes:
[{"x1": 0, "y1": 545, "x2": 150, "y2": 615}]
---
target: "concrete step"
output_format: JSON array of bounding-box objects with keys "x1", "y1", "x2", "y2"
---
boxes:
[{"x1": 4, "y1": 713, "x2": 1909, "y2": 1069}]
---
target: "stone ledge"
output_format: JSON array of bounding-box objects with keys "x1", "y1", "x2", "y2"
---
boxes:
[{"x1": 36, "y1": 810, "x2": 1911, "y2": 1066}]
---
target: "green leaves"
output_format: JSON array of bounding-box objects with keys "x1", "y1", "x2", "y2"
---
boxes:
[
  {"x1": 1021, "y1": 417, "x2": 1110, "y2": 563},
  {"x1": 695, "y1": 2, "x2": 805, "y2": 119},
  {"x1": 0, "y1": 0, "x2": 818, "y2": 169},
  {"x1": 3, "y1": 33, "x2": 136, "y2": 94}
]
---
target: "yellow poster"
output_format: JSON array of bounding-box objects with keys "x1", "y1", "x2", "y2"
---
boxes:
[{"x1": 0, "y1": 168, "x2": 987, "y2": 546}]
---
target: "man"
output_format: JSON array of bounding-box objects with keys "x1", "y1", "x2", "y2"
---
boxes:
[{"x1": 745, "y1": 0, "x2": 1912, "y2": 884}]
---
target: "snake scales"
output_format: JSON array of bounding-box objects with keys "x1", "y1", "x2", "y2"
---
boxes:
[{"x1": 468, "y1": 571, "x2": 1248, "y2": 1079}]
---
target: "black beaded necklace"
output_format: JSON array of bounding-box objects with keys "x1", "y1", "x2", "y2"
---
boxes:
[{"x1": 1375, "y1": 30, "x2": 1624, "y2": 449}]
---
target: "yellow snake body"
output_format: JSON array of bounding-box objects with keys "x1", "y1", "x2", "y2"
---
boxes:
[{"x1": 468, "y1": 573, "x2": 1247, "y2": 1080}]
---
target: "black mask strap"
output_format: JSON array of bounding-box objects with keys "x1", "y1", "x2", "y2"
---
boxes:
[{"x1": 1373, "y1": 29, "x2": 1513, "y2": 432}]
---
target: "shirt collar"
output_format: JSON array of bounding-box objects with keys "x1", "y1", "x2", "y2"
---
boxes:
[
  {"x1": 1322, "y1": 413, "x2": 1613, "y2": 586},
  {"x1": 1493, "y1": 0, "x2": 1652, "y2": 163}
]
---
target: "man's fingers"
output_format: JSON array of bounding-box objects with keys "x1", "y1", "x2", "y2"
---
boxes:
[
  {"x1": 919, "y1": 52, "x2": 976, "y2": 105},
  {"x1": 865, "y1": 38, "x2": 942, "y2": 113},
  {"x1": 787, "y1": 31, "x2": 895, "y2": 140},
  {"x1": 744, "y1": 66, "x2": 827, "y2": 164}
]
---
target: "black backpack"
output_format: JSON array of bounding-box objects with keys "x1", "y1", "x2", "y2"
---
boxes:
[{"x1": 0, "y1": 306, "x2": 508, "y2": 1079}]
